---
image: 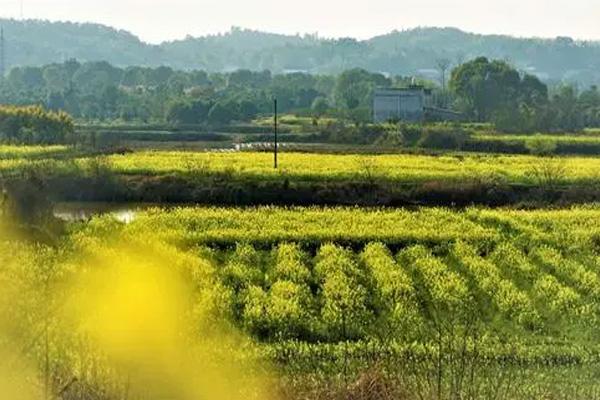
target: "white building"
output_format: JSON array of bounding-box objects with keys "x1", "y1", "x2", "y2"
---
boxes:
[{"x1": 373, "y1": 87, "x2": 432, "y2": 123}]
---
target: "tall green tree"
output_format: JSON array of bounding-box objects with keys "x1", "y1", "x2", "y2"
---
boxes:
[
  {"x1": 450, "y1": 57, "x2": 550, "y2": 132},
  {"x1": 450, "y1": 57, "x2": 523, "y2": 122},
  {"x1": 334, "y1": 68, "x2": 390, "y2": 111}
]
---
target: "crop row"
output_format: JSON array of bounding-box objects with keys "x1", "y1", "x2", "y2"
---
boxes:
[
  {"x1": 104, "y1": 151, "x2": 600, "y2": 186},
  {"x1": 6, "y1": 148, "x2": 600, "y2": 186},
  {"x1": 102, "y1": 206, "x2": 600, "y2": 251},
  {"x1": 177, "y1": 240, "x2": 600, "y2": 343}
]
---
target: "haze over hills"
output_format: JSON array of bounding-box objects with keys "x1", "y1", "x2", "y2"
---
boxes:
[{"x1": 2, "y1": 18, "x2": 600, "y2": 85}]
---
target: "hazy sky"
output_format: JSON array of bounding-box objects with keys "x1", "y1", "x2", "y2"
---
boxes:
[{"x1": 1, "y1": 0, "x2": 599, "y2": 43}]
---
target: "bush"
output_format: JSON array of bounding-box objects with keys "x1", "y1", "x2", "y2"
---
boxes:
[
  {"x1": 374, "y1": 124, "x2": 405, "y2": 147},
  {"x1": 208, "y1": 101, "x2": 238, "y2": 125},
  {"x1": 417, "y1": 126, "x2": 470, "y2": 150},
  {"x1": 492, "y1": 104, "x2": 535, "y2": 133},
  {"x1": 311, "y1": 97, "x2": 330, "y2": 118},
  {"x1": 525, "y1": 134, "x2": 558, "y2": 156},
  {"x1": 525, "y1": 158, "x2": 567, "y2": 190},
  {"x1": 0, "y1": 105, "x2": 75, "y2": 144},
  {"x1": 165, "y1": 99, "x2": 211, "y2": 125},
  {"x1": 321, "y1": 122, "x2": 387, "y2": 145},
  {"x1": 398, "y1": 123, "x2": 424, "y2": 145}
]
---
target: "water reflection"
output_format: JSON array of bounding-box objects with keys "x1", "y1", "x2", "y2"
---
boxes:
[{"x1": 53, "y1": 202, "x2": 152, "y2": 223}]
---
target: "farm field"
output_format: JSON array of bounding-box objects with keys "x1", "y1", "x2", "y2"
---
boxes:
[
  {"x1": 4, "y1": 142, "x2": 600, "y2": 398},
  {"x1": 4, "y1": 147, "x2": 600, "y2": 186},
  {"x1": 0, "y1": 144, "x2": 71, "y2": 159},
  {"x1": 1, "y1": 14, "x2": 600, "y2": 398},
  {"x1": 105, "y1": 150, "x2": 600, "y2": 185},
  {"x1": 474, "y1": 132, "x2": 600, "y2": 143},
  {"x1": 6, "y1": 146, "x2": 600, "y2": 206},
  {"x1": 468, "y1": 132, "x2": 600, "y2": 154},
  {"x1": 5, "y1": 206, "x2": 600, "y2": 398}
]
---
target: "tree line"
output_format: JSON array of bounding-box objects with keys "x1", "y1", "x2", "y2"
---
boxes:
[
  {"x1": 451, "y1": 57, "x2": 600, "y2": 132},
  {"x1": 0, "y1": 60, "x2": 420, "y2": 125},
  {"x1": 0, "y1": 57, "x2": 598, "y2": 137}
]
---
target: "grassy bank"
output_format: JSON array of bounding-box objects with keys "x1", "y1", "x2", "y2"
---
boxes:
[{"x1": 3, "y1": 148, "x2": 600, "y2": 206}]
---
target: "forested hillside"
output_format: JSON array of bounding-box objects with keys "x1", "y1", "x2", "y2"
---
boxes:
[{"x1": 2, "y1": 19, "x2": 600, "y2": 85}]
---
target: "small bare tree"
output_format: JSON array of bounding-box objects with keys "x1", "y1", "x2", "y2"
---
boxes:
[
  {"x1": 436, "y1": 58, "x2": 452, "y2": 91},
  {"x1": 436, "y1": 58, "x2": 452, "y2": 109},
  {"x1": 357, "y1": 157, "x2": 378, "y2": 189},
  {"x1": 527, "y1": 158, "x2": 567, "y2": 191}
]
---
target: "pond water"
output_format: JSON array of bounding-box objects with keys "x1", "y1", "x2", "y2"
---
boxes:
[{"x1": 53, "y1": 202, "x2": 157, "y2": 223}]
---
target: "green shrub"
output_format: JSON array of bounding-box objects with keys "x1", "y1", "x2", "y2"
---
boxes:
[
  {"x1": 398, "y1": 123, "x2": 424, "y2": 145},
  {"x1": 0, "y1": 105, "x2": 75, "y2": 145},
  {"x1": 417, "y1": 126, "x2": 470, "y2": 150},
  {"x1": 374, "y1": 124, "x2": 405, "y2": 147},
  {"x1": 525, "y1": 134, "x2": 558, "y2": 156}
]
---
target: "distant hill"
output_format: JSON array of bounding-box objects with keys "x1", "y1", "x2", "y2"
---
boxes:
[{"x1": 1, "y1": 19, "x2": 600, "y2": 85}]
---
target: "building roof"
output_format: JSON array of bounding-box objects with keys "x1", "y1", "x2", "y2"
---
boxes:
[{"x1": 374, "y1": 86, "x2": 432, "y2": 96}]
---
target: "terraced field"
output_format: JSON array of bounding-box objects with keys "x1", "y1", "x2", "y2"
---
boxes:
[
  {"x1": 4, "y1": 144, "x2": 600, "y2": 398},
  {"x1": 73, "y1": 205, "x2": 600, "y2": 346},
  {"x1": 56, "y1": 206, "x2": 600, "y2": 398}
]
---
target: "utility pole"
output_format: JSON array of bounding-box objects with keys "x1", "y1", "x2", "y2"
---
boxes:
[
  {"x1": 273, "y1": 98, "x2": 278, "y2": 169},
  {"x1": 0, "y1": 27, "x2": 5, "y2": 80}
]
